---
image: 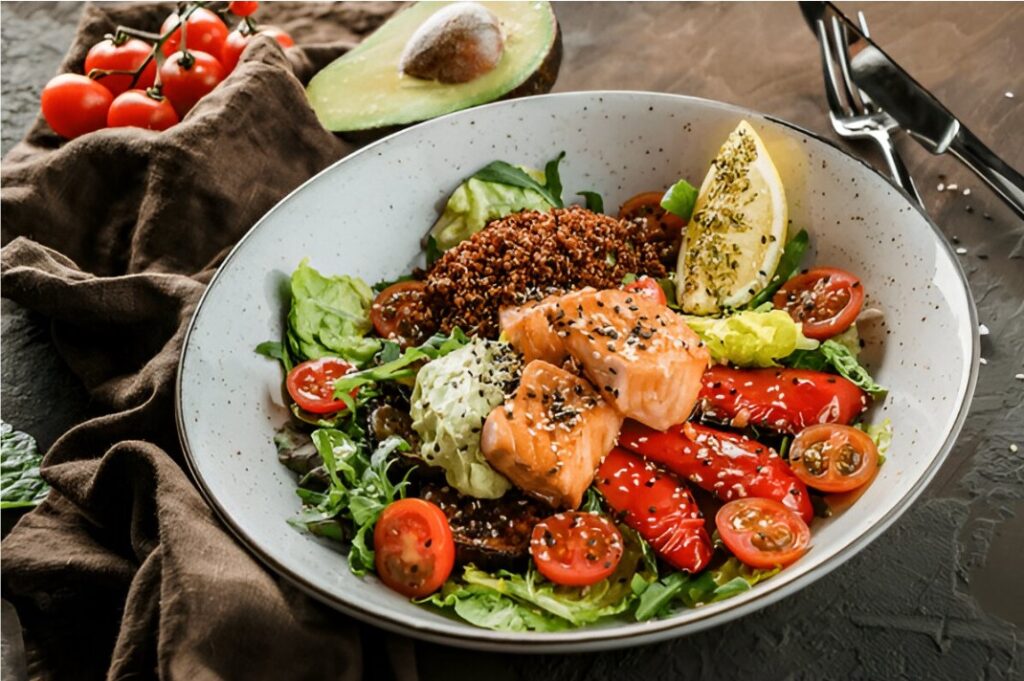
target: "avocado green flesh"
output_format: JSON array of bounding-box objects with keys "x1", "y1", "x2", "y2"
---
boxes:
[{"x1": 307, "y1": 1, "x2": 557, "y2": 132}]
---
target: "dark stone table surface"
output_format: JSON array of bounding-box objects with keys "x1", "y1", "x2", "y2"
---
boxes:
[{"x1": 2, "y1": 2, "x2": 1022, "y2": 680}]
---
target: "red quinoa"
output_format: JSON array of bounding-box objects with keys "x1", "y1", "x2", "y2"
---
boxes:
[{"x1": 422, "y1": 207, "x2": 669, "y2": 337}]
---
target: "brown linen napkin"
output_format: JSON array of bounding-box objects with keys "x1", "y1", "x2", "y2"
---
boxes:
[{"x1": 0, "y1": 2, "x2": 404, "y2": 679}]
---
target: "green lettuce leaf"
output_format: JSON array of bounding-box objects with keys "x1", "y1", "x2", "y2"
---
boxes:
[
  {"x1": 430, "y1": 153, "x2": 566, "y2": 251},
  {"x1": 661, "y1": 179, "x2": 698, "y2": 221},
  {"x1": 634, "y1": 557, "x2": 778, "y2": 621},
  {"x1": 683, "y1": 309, "x2": 819, "y2": 368},
  {"x1": 423, "y1": 524, "x2": 657, "y2": 631},
  {"x1": 787, "y1": 338, "x2": 886, "y2": 398},
  {"x1": 1, "y1": 421, "x2": 49, "y2": 510},
  {"x1": 857, "y1": 418, "x2": 893, "y2": 465},
  {"x1": 287, "y1": 259, "x2": 380, "y2": 366}
]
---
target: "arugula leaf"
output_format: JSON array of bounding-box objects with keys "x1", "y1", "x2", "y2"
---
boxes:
[
  {"x1": 660, "y1": 179, "x2": 698, "y2": 221},
  {"x1": 1, "y1": 421, "x2": 49, "y2": 509},
  {"x1": 295, "y1": 431, "x2": 412, "y2": 575},
  {"x1": 634, "y1": 558, "x2": 778, "y2": 621},
  {"x1": 425, "y1": 235, "x2": 443, "y2": 265},
  {"x1": 576, "y1": 191, "x2": 605, "y2": 213},
  {"x1": 255, "y1": 340, "x2": 294, "y2": 372},
  {"x1": 747, "y1": 229, "x2": 810, "y2": 309},
  {"x1": 581, "y1": 487, "x2": 604, "y2": 514},
  {"x1": 471, "y1": 152, "x2": 566, "y2": 208}
]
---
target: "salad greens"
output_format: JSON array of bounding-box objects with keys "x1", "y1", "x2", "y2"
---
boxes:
[
  {"x1": 786, "y1": 336, "x2": 887, "y2": 398},
  {"x1": 287, "y1": 259, "x2": 380, "y2": 366},
  {"x1": 660, "y1": 178, "x2": 699, "y2": 221},
  {"x1": 576, "y1": 191, "x2": 605, "y2": 213},
  {"x1": 429, "y1": 152, "x2": 567, "y2": 251},
  {"x1": 747, "y1": 229, "x2": 810, "y2": 309},
  {"x1": 294, "y1": 429, "x2": 413, "y2": 574},
  {"x1": 633, "y1": 558, "x2": 779, "y2": 621},
  {"x1": 1, "y1": 421, "x2": 49, "y2": 510},
  {"x1": 858, "y1": 418, "x2": 893, "y2": 465},
  {"x1": 683, "y1": 308, "x2": 819, "y2": 368},
  {"x1": 424, "y1": 526, "x2": 658, "y2": 631}
]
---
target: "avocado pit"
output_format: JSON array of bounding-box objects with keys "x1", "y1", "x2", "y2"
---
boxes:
[{"x1": 399, "y1": 2, "x2": 505, "y2": 84}]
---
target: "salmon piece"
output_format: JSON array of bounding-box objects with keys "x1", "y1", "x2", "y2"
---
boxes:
[
  {"x1": 499, "y1": 294, "x2": 569, "y2": 365},
  {"x1": 481, "y1": 360, "x2": 622, "y2": 509},
  {"x1": 551, "y1": 288, "x2": 710, "y2": 431}
]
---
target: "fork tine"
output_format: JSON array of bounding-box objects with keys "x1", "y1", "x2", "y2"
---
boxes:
[
  {"x1": 815, "y1": 19, "x2": 851, "y2": 118},
  {"x1": 856, "y1": 10, "x2": 871, "y2": 37},
  {"x1": 850, "y1": 12, "x2": 879, "y2": 111},
  {"x1": 830, "y1": 17, "x2": 868, "y2": 114}
]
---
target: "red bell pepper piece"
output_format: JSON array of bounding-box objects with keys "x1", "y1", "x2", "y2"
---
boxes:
[
  {"x1": 595, "y1": 447, "x2": 712, "y2": 573},
  {"x1": 619, "y1": 421, "x2": 814, "y2": 523},
  {"x1": 698, "y1": 366, "x2": 867, "y2": 435}
]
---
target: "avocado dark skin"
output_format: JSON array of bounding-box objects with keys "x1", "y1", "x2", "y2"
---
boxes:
[{"x1": 339, "y1": 24, "x2": 563, "y2": 144}]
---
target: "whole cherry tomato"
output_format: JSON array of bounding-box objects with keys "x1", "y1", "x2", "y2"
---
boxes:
[
  {"x1": 220, "y1": 26, "x2": 296, "y2": 73},
  {"x1": 40, "y1": 74, "x2": 113, "y2": 139},
  {"x1": 106, "y1": 90, "x2": 179, "y2": 131},
  {"x1": 229, "y1": 1, "x2": 260, "y2": 17},
  {"x1": 159, "y1": 50, "x2": 225, "y2": 117},
  {"x1": 160, "y1": 8, "x2": 229, "y2": 59},
  {"x1": 84, "y1": 37, "x2": 156, "y2": 96}
]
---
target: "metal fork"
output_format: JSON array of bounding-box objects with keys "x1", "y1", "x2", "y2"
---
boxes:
[{"x1": 814, "y1": 11, "x2": 922, "y2": 205}]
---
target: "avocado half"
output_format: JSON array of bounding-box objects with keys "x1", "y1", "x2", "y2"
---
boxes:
[{"x1": 307, "y1": 1, "x2": 561, "y2": 136}]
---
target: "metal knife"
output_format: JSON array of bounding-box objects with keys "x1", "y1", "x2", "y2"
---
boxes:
[{"x1": 800, "y1": 1, "x2": 1024, "y2": 219}]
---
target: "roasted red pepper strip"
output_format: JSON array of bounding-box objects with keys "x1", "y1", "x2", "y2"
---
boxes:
[
  {"x1": 619, "y1": 421, "x2": 814, "y2": 523},
  {"x1": 698, "y1": 366, "x2": 867, "y2": 435},
  {"x1": 595, "y1": 447, "x2": 712, "y2": 573}
]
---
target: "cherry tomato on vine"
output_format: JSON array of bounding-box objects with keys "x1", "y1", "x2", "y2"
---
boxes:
[
  {"x1": 716, "y1": 498, "x2": 811, "y2": 569},
  {"x1": 84, "y1": 37, "x2": 156, "y2": 96},
  {"x1": 106, "y1": 90, "x2": 179, "y2": 131},
  {"x1": 229, "y1": 1, "x2": 259, "y2": 17},
  {"x1": 374, "y1": 499, "x2": 455, "y2": 598},
  {"x1": 159, "y1": 50, "x2": 225, "y2": 116},
  {"x1": 773, "y1": 267, "x2": 864, "y2": 340},
  {"x1": 530, "y1": 512, "x2": 624, "y2": 586},
  {"x1": 220, "y1": 26, "x2": 296, "y2": 73},
  {"x1": 160, "y1": 8, "x2": 229, "y2": 58},
  {"x1": 40, "y1": 74, "x2": 113, "y2": 140},
  {"x1": 788, "y1": 423, "x2": 880, "y2": 493},
  {"x1": 623, "y1": 276, "x2": 667, "y2": 306},
  {"x1": 285, "y1": 357, "x2": 357, "y2": 414}
]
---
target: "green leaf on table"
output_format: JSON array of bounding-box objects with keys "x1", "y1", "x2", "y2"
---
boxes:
[{"x1": 1, "y1": 421, "x2": 49, "y2": 509}]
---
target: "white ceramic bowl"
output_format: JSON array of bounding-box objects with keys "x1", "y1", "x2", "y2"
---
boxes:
[{"x1": 176, "y1": 92, "x2": 978, "y2": 652}]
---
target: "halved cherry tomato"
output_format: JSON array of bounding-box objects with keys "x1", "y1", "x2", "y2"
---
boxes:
[
  {"x1": 716, "y1": 498, "x2": 810, "y2": 569},
  {"x1": 285, "y1": 357, "x2": 355, "y2": 414},
  {"x1": 619, "y1": 421, "x2": 814, "y2": 523},
  {"x1": 160, "y1": 8, "x2": 229, "y2": 59},
  {"x1": 773, "y1": 268, "x2": 864, "y2": 340},
  {"x1": 699, "y1": 366, "x2": 868, "y2": 435},
  {"x1": 371, "y1": 281, "x2": 430, "y2": 347},
  {"x1": 40, "y1": 74, "x2": 113, "y2": 140},
  {"x1": 789, "y1": 424, "x2": 879, "y2": 493},
  {"x1": 623, "y1": 276, "x2": 667, "y2": 306},
  {"x1": 107, "y1": 90, "x2": 179, "y2": 131},
  {"x1": 596, "y1": 448, "x2": 713, "y2": 573},
  {"x1": 159, "y1": 50, "x2": 225, "y2": 117},
  {"x1": 530, "y1": 512, "x2": 623, "y2": 586},
  {"x1": 220, "y1": 26, "x2": 295, "y2": 73},
  {"x1": 374, "y1": 498, "x2": 455, "y2": 598},
  {"x1": 84, "y1": 37, "x2": 157, "y2": 96},
  {"x1": 619, "y1": 191, "x2": 686, "y2": 233}
]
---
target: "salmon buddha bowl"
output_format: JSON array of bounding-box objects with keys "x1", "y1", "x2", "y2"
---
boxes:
[{"x1": 177, "y1": 92, "x2": 977, "y2": 650}]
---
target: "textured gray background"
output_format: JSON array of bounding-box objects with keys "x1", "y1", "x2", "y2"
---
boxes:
[{"x1": 2, "y1": 2, "x2": 1022, "y2": 680}]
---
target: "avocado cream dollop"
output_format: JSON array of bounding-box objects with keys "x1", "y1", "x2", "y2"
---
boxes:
[{"x1": 410, "y1": 338, "x2": 522, "y2": 499}]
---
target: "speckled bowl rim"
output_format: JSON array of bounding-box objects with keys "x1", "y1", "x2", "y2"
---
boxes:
[{"x1": 175, "y1": 91, "x2": 979, "y2": 653}]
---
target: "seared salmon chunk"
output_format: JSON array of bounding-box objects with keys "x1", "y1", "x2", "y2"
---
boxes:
[
  {"x1": 481, "y1": 360, "x2": 622, "y2": 508},
  {"x1": 551, "y1": 288, "x2": 710, "y2": 431},
  {"x1": 499, "y1": 295, "x2": 568, "y2": 365}
]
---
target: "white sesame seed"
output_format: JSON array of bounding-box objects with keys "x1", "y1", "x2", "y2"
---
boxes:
[
  {"x1": 956, "y1": 247, "x2": 968, "y2": 255},
  {"x1": 1006, "y1": 91, "x2": 1015, "y2": 98},
  {"x1": 963, "y1": 188, "x2": 972, "y2": 196},
  {"x1": 948, "y1": 183, "x2": 959, "y2": 191},
  {"x1": 1014, "y1": 373, "x2": 1024, "y2": 380},
  {"x1": 937, "y1": 182, "x2": 946, "y2": 192},
  {"x1": 980, "y1": 357, "x2": 988, "y2": 365},
  {"x1": 979, "y1": 323, "x2": 990, "y2": 336},
  {"x1": 1010, "y1": 444, "x2": 1019, "y2": 453}
]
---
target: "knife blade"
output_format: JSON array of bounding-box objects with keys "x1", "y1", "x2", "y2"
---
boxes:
[{"x1": 799, "y1": 1, "x2": 1024, "y2": 218}]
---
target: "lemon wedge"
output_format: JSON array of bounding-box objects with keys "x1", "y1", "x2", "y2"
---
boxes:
[{"x1": 676, "y1": 120, "x2": 788, "y2": 314}]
